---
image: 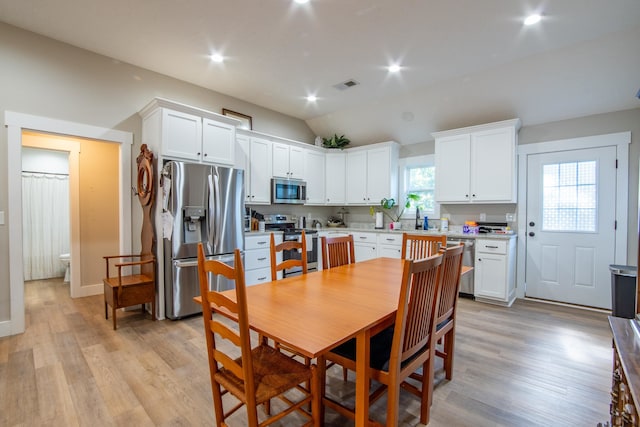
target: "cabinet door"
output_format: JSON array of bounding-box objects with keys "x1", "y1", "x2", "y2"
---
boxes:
[
  {"x1": 474, "y1": 253, "x2": 507, "y2": 300},
  {"x1": 272, "y1": 142, "x2": 290, "y2": 178},
  {"x1": 249, "y1": 138, "x2": 272, "y2": 204},
  {"x1": 435, "y1": 134, "x2": 471, "y2": 202},
  {"x1": 346, "y1": 150, "x2": 368, "y2": 204},
  {"x1": 366, "y1": 146, "x2": 391, "y2": 203},
  {"x1": 378, "y1": 245, "x2": 402, "y2": 259},
  {"x1": 325, "y1": 152, "x2": 346, "y2": 204},
  {"x1": 304, "y1": 149, "x2": 325, "y2": 205},
  {"x1": 471, "y1": 127, "x2": 516, "y2": 202},
  {"x1": 354, "y1": 243, "x2": 377, "y2": 262},
  {"x1": 289, "y1": 145, "x2": 305, "y2": 180},
  {"x1": 235, "y1": 135, "x2": 251, "y2": 203},
  {"x1": 202, "y1": 118, "x2": 235, "y2": 165},
  {"x1": 163, "y1": 109, "x2": 201, "y2": 161}
]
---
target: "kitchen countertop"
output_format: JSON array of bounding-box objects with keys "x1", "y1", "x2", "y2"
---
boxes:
[{"x1": 245, "y1": 228, "x2": 516, "y2": 240}]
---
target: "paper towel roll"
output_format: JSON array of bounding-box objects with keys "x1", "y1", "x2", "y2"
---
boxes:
[{"x1": 375, "y1": 212, "x2": 383, "y2": 229}]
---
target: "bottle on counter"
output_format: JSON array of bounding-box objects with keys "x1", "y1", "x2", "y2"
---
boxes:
[
  {"x1": 440, "y1": 218, "x2": 449, "y2": 232},
  {"x1": 423, "y1": 216, "x2": 429, "y2": 230}
]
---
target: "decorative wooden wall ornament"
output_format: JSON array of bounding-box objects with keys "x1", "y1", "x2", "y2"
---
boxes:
[{"x1": 136, "y1": 144, "x2": 155, "y2": 273}]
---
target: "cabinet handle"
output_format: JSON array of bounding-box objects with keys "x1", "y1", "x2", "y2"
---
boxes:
[
  {"x1": 386, "y1": 238, "x2": 394, "y2": 241},
  {"x1": 359, "y1": 236, "x2": 367, "y2": 239},
  {"x1": 257, "y1": 241, "x2": 267, "y2": 245},
  {"x1": 197, "y1": 152, "x2": 201, "y2": 156},
  {"x1": 472, "y1": 194, "x2": 476, "y2": 197},
  {"x1": 465, "y1": 194, "x2": 469, "y2": 198},
  {"x1": 486, "y1": 245, "x2": 499, "y2": 249},
  {"x1": 204, "y1": 153, "x2": 208, "y2": 157},
  {"x1": 258, "y1": 276, "x2": 267, "y2": 281},
  {"x1": 478, "y1": 258, "x2": 482, "y2": 262},
  {"x1": 257, "y1": 257, "x2": 266, "y2": 261}
]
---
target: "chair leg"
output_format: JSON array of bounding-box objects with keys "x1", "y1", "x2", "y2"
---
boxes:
[
  {"x1": 444, "y1": 329, "x2": 455, "y2": 380},
  {"x1": 112, "y1": 306, "x2": 117, "y2": 330},
  {"x1": 342, "y1": 367, "x2": 348, "y2": 381},
  {"x1": 422, "y1": 357, "x2": 434, "y2": 425},
  {"x1": 317, "y1": 355, "x2": 327, "y2": 425},
  {"x1": 310, "y1": 364, "x2": 320, "y2": 427},
  {"x1": 105, "y1": 301, "x2": 108, "y2": 319},
  {"x1": 151, "y1": 298, "x2": 156, "y2": 321},
  {"x1": 386, "y1": 382, "x2": 401, "y2": 427}
]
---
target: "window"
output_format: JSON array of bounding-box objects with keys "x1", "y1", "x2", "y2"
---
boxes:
[
  {"x1": 399, "y1": 155, "x2": 439, "y2": 219},
  {"x1": 542, "y1": 160, "x2": 597, "y2": 232}
]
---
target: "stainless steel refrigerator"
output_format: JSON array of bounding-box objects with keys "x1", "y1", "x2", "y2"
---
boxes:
[{"x1": 161, "y1": 161, "x2": 244, "y2": 319}]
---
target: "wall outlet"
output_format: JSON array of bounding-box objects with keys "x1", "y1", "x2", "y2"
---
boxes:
[
  {"x1": 479, "y1": 213, "x2": 486, "y2": 221},
  {"x1": 506, "y1": 212, "x2": 516, "y2": 222}
]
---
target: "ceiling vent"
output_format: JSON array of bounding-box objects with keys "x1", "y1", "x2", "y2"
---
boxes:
[{"x1": 333, "y1": 79, "x2": 360, "y2": 91}]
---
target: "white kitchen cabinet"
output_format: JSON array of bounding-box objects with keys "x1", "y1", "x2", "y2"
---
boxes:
[
  {"x1": 272, "y1": 142, "x2": 304, "y2": 180},
  {"x1": 304, "y1": 148, "x2": 325, "y2": 205},
  {"x1": 245, "y1": 233, "x2": 282, "y2": 286},
  {"x1": 346, "y1": 142, "x2": 399, "y2": 205},
  {"x1": 140, "y1": 98, "x2": 236, "y2": 166},
  {"x1": 377, "y1": 233, "x2": 403, "y2": 259},
  {"x1": 434, "y1": 119, "x2": 520, "y2": 203},
  {"x1": 235, "y1": 133, "x2": 272, "y2": 204},
  {"x1": 325, "y1": 152, "x2": 346, "y2": 205},
  {"x1": 352, "y1": 232, "x2": 378, "y2": 262},
  {"x1": 474, "y1": 238, "x2": 516, "y2": 306}
]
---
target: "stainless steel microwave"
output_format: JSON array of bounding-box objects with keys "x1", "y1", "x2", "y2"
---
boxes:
[{"x1": 271, "y1": 178, "x2": 306, "y2": 204}]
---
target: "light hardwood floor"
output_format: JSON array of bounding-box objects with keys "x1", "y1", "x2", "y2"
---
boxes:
[{"x1": 0, "y1": 278, "x2": 613, "y2": 426}]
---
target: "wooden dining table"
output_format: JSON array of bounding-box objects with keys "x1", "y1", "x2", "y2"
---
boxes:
[{"x1": 196, "y1": 257, "x2": 473, "y2": 426}]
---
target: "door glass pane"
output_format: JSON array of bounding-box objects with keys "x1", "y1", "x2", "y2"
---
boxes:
[{"x1": 542, "y1": 161, "x2": 597, "y2": 232}]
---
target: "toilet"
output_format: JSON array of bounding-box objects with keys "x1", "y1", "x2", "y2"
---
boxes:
[{"x1": 59, "y1": 253, "x2": 70, "y2": 283}]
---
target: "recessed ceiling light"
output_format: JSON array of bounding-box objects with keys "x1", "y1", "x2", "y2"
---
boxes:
[
  {"x1": 524, "y1": 14, "x2": 542, "y2": 26},
  {"x1": 388, "y1": 64, "x2": 401, "y2": 73},
  {"x1": 210, "y1": 53, "x2": 224, "y2": 63},
  {"x1": 294, "y1": 0, "x2": 309, "y2": 4},
  {"x1": 306, "y1": 95, "x2": 317, "y2": 102}
]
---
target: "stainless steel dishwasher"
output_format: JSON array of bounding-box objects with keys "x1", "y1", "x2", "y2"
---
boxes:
[{"x1": 447, "y1": 238, "x2": 475, "y2": 298}]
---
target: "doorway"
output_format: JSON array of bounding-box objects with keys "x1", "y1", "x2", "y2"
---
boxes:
[
  {"x1": 4, "y1": 112, "x2": 132, "y2": 337},
  {"x1": 517, "y1": 132, "x2": 630, "y2": 309}
]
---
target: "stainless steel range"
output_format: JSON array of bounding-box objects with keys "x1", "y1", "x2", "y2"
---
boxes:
[{"x1": 264, "y1": 214, "x2": 318, "y2": 277}]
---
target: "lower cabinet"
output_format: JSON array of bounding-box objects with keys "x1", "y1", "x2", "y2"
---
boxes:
[
  {"x1": 377, "y1": 233, "x2": 403, "y2": 259},
  {"x1": 352, "y1": 232, "x2": 378, "y2": 262},
  {"x1": 245, "y1": 233, "x2": 282, "y2": 286},
  {"x1": 474, "y1": 238, "x2": 516, "y2": 306}
]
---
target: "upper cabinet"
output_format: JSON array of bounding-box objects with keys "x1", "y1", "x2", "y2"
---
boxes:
[
  {"x1": 433, "y1": 118, "x2": 521, "y2": 203},
  {"x1": 140, "y1": 98, "x2": 238, "y2": 166},
  {"x1": 325, "y1": 151, "x2": 346, "y2": 205},
  {"x1": 346, "y1": 142, "x2": 399, "y2": 205},
  {"x1": 235, "y1": 132, "x2": 272, "y2": 205},
  {"x1": 273, "y1": 142, "x2": 305, "y2": 180},
  {"x1": 304, "y1": 148, "x2": 326, "y2": 205}
]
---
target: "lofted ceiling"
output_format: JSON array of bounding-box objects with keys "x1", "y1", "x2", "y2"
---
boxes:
[{"x1": 1, "y1": 0, "x2": 639, "y2": 145}]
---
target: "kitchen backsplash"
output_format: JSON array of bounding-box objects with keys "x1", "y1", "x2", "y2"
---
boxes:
[{"x1": 247, "y1": 203, "x2": 517, "y2": 231}]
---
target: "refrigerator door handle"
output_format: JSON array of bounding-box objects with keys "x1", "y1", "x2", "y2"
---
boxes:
[
  {"x1": 213, "y1": 173, "x2": 221, "y2": 246},
  {"x1": 208, "y1": 173, "x2": 215, "y2": 244},
  {"x1": 174, "y1": 259, "x2": 198, "y2": 268}
]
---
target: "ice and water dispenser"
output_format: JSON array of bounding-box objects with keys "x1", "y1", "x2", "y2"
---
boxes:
[{"x1": 182, "y1": 206, "x2": 206, "y2": 244}]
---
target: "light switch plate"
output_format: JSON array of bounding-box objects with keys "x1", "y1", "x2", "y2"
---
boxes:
[
  {"x1": 506, "y1": 212, "x2": 516, "y2": 222},
  {"x1": 0, "y1": 211, "x2": 4, "y2": 225}
]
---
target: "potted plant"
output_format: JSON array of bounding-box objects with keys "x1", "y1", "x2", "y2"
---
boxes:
[
  {"x1": 370, "y1": 193, "x2": 420, "y2": 230},
  {"x1": 322, "y1": 134, "x2": 350, "y2": 149}
]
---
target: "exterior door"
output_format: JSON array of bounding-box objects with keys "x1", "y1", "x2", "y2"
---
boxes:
[{"x1": 525, "y1": 146, "x2": 617, "y2": 308}]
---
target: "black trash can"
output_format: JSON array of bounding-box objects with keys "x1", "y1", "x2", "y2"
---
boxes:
[{"x1": 609, "y1": 264, "x2": 637, "y2": 319}]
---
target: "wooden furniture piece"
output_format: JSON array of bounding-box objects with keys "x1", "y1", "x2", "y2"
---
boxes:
[
  {"x1": 195, "y1": 245, "x2": 319, "y2": 427},
  {"x1": 103, "y1": 144, "x2": 156, "y2": 330},
  {"x1": 321, "y1": 254, "x2": 444, "y2": 426},
  {"x1": 196, "y1": 257, "x2": 406, "y2": 426},
  {"x1": 401, "y1": 233, "x2": 447, "y2": 260},
  {"x1": 320, "y1": 235, "x2": 355, "y2": 269},
  {"x1": 608, "y1": 316, "x2": 640, "y2": 427},
  {"x1": 270, "y1": 230, "x2": 307, "y2": 280}
]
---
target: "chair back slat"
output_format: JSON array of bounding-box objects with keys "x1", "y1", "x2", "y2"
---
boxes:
[
  {"x1": 270, "y1": 231, "x2": 307, "y2": 281},
  {"x1": 401, "y1": 233, "x2": 447, "y2": 260},
  {"x1": 321, "y1": 235, "x2": 356, "y2": 269},
  {"x1": 391, "y1": 254, "x2": 443, "y2": 368},
  {"x1": 436, "y1": 243, "x2": 464, "y2": 326},
  {"x1": 197, "y1": 244, "x2": 254, "y2": 392}
]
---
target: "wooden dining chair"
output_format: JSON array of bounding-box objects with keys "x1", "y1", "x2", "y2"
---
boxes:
[
  {"x1": 270, "y1": 230, "x2": 307, "y2": 280},
  {"x1": 321, "y1": 253, "x2": 444, "y2": 426},
  {"x1": 320, "y1": 235, "x2": 355, "y2": 270},
  {"x1": 401, "y1": 233, "x2": 447, "y2": 260},
  {"x1": 196, "y1": 244, "x2": 319, "y2": 426}
]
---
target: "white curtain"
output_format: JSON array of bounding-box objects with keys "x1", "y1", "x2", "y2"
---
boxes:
[{"x1": 22, "y1": 173, "x2": 70, "y2": 280}]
